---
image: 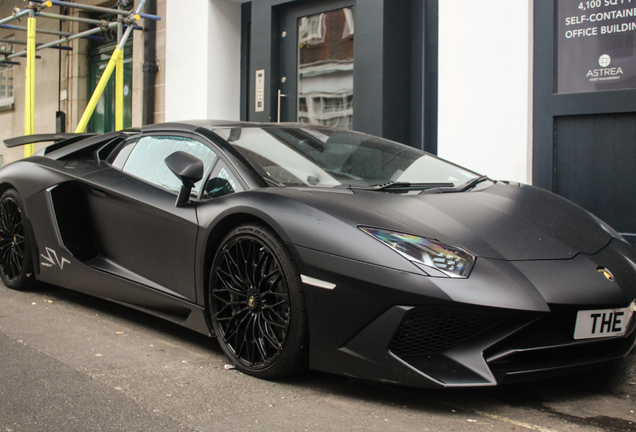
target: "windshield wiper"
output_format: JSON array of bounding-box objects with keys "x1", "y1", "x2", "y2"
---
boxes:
[
  {"x1": 418, "y1": 175, "x2": 490, "y2": 194},
  {"x1": 345, "y1": 182, "x2": 455, "y2": 192},
  {"x1": 455, "y1": 175, "x2": 489, "y2": 192}
]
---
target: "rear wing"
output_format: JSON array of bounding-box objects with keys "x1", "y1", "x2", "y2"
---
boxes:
[{"x1": 3, "y1": 133, "x2": 96, "y2": 148}]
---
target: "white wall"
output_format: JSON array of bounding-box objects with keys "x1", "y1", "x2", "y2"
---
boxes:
[
  {"x1": 165, "y1": 0, "x2": 241, "y2": 122},
  {"x1": 438, "y1": 0, "x2": 533, "y2": 183}
]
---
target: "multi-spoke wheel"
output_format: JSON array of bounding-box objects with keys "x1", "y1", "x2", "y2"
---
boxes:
[
  {"x1": 0, "y1": 189, "x2": 34, "y2": 290},
  {"x1": 209, "y1": 223, "x2": 307, "y2": 378}
]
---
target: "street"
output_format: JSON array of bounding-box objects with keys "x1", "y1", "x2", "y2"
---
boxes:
[{"x1": 1, "y1": 283, "x2": 636, "y2": 432}]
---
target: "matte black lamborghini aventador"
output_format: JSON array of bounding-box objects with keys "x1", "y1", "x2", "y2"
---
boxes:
[{"x1": 2, "y1": 120, "x2": 636, "y2": 387}]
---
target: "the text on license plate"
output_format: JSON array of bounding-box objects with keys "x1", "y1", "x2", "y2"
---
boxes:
[{"x1": 574, "y1": 307, "x2": 632, "y2": 340}]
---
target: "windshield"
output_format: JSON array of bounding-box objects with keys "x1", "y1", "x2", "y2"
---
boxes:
[{"x1": 213, "y1": 126, "x2": 479, "y2": 189}]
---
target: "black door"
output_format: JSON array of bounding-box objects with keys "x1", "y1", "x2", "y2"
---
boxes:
[
  {"x1": 554, "y1": 114, "x2": 636, "y2": 245},
  {"x1": 84, "y1": 134, "x2": 220, "y2": 302},
  {"x1": 279, "y1": 0, "x2": 355, "y2": 127},
  {"x1": 246, "y1": 0, "x2": 419, "y2": 145},
  {"x1": 534, "y1": 2, "x2": 636, "y2": 246}
]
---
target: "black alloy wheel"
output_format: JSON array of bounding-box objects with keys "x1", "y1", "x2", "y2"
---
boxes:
[
  {"x1": 0, "y1": 189, "x2": 34, "y2": 290},
  {"x1": 209, "y1": 223, "x2": 307, "y2": 378}
]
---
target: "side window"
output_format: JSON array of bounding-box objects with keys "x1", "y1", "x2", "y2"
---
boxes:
[
  {"x1": 204, "y1": 159, "x2": 244, "y2": 198},
  {"x1": 121, "y1": 135, "x2": 218, "y2": 195},
  {"x1": 111, "y1": 139, "x2": 137, "y2": 168}
]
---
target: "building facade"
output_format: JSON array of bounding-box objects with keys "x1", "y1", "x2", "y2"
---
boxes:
[
  {"x1": 0, "y1": 0, "x2": 166, "y2": 165},
  {"x1": 1, "y1": 0, "x2": 634, "y2": 243},
  {"x1": 163, "y1": 0, "x2": 533, "y2": 184}
]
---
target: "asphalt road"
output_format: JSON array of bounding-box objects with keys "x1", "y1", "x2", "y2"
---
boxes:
[{"x1": 2, "y1": 283, "x2": 636, "y2": 432}]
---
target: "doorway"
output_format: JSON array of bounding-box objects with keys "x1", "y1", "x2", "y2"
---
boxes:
[
  {"x1": 87, "y1": 42, "x2": 133, "y2": 133},
  {"x1": 534, "y1": 1, "x2": 636, "y2": 245},
  {"x1": 244, "y1": 0, "x2": 431, "y2": 148}
]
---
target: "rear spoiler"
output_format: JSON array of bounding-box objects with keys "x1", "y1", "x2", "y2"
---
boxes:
[{"x1": 3, "y1": 133, "x2": 96, "y2": 148}]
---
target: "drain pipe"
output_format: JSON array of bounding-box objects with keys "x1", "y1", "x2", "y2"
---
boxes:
[{"x1": 142, "y1": 0, "x2": 158, "y2": 125}]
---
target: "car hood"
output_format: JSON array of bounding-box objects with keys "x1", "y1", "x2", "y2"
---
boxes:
[{"x1": 284, "y1": 182, "x2": 612, "y2": 261}]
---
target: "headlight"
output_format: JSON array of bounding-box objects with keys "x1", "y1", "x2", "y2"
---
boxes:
[{"x1": 360, "y1": 227, "x2": 475, "y2": 278}]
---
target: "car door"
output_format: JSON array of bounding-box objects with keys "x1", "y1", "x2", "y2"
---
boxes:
[{"x1": 83, "y1": 133, "x2": 219, "y2": 302}]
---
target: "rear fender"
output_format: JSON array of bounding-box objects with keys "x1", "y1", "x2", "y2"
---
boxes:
[
  {"x1": 0, "y1": 161, "x2": 88, "y2": 281},
  {"x1": 0, "y1": 160, "x2": 76, "y2": 201}
]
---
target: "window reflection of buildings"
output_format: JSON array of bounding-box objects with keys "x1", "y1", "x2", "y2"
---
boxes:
[
  {"x1": 298, "y1": 8, "x2": 354, "y2": 129},
  {"x1": 0, "y1": 41, "x2": 14, "y2": 110}
]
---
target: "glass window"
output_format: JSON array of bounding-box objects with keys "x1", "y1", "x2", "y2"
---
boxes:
[
  {"x1": 214, "y1": 126, "x2": 478, "y2": 189},
  {"x1": 299, "y1": 13, "x2": 326, "y2": 45},
  {"x1": 121, "y1": 135, "x2": 218, "y2": 195},
  {"x1": 203, "y1": 159, "x2": 243, "y2": 199},
  {"x1": 0, "y1": 41, "x2": 14, "y2": 110},
  {"x1": 297, "y1": 7, "x2": 354, "y2": 129},
  {"x1": 110, "y1": 139, "x2": 137, "y2": 169}
]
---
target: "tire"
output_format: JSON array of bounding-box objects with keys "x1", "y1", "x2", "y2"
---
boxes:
[
  {"x1": 209, "y1": 223, "x2": 308, "y2": 378},
  {"x1": 0, "y1": 189, "x2": 35, "y2": 290}
]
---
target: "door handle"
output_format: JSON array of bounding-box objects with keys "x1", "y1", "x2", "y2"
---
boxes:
[{"x1": 277, "y1": 89, "x2": 287, "y2": 123}]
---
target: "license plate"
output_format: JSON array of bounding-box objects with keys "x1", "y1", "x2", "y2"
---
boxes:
[{"x1": 574, "y1": 307, "x2": 633, "y2": 340}]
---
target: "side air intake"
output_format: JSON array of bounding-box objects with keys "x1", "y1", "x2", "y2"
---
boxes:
[{"x1": 49, "y1": 182, "x2": 99, "y2": 262}]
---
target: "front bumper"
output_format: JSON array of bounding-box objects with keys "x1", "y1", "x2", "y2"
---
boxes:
[
  {"x1": 291, "y1": 239, "x2": 636, "y2": 388},
  {"x1": 388, "y1": 303, "x2": 636, "y2": 386}
]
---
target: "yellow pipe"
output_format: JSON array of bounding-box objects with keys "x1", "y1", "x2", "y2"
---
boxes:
[
  {"x1": 75, "y1": 47, "x2": 122, "y2": 133},
  {"x1": 29, "y1": 22, "x2": 35, "y2": 135},
  {"x1": 115, "y1": 52, "x2": 124, "y2": 130},
  {"x1": 24, "y1": 16, "x2": 36, "y2": 158},
  {"x1": 24, "y1": 31, "x2": 31, "y2": 135}
]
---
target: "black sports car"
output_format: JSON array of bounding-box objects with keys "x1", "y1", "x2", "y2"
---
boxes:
[{"x1": 2, "y1": 120, "x2": 636, "y2": 388}]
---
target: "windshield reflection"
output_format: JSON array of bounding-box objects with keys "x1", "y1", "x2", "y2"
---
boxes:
[{"x1": 213, "y1": 127, "x2": 478, "y2": 189}]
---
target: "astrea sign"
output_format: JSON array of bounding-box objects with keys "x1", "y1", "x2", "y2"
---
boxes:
[{"x1": 557, "y1": 0, "x2": 636, "y2": 94}]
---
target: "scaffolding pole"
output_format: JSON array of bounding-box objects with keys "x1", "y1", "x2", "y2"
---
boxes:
[
  {"x1": 76, "y1": 0, "x2": 153, "y2": 133},
  {"x1": 7, "y1": 22, "x2": 118, "y2": 59},
  {"x1": 24, "y1": 10, "x2": 36, "y2": 157},
  {"x1": 0, "y1": 9, "x2": 30, "y2": 26},
  {"x1": 36, "y1": 12, "x2": 110, "y2": 26},
  {"x1": 75, "y1": 23, "x2": 134, "y2": 133},
  {"x1": 0, "y1": 23, "x2": 105, "y2": 40},
  {"x1": 115, "y1": 2, "x2": 124, "y2": 131},
  {"x1": 0, "y1": 0, "x2": 161, "y2": 149},
  {"x1": 0, "y1": 37, "x2": 73, "y2": 50},
  {"x1": 29, "y1": 0, "x2": 161, "y2": 22}
]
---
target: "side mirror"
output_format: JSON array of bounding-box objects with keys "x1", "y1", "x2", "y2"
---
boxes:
[{"x1": 165, "y1": 151, "x2": 204, "y2": 207}]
